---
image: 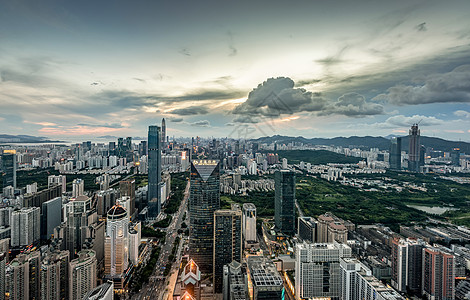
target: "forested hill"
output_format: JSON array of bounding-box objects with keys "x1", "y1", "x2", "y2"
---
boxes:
[{"x1": 251, "y1": 135, "x2": 470, "y2": 153}]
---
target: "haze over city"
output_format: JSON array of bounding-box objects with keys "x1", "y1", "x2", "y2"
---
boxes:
[{"x1": 1, "y1": 0, "x2": 470, "y2": 141}]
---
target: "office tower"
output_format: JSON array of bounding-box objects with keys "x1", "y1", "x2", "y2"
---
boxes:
[
  {"x1": 120, "y1": 179, "x2": 136, "y2": 217},
  {"x1": 223, "y1": 261, "x2": 249, "y2": 300},
  {"x1": 40, "y1": 250, "x2": 70, "y2": 300},
  {"x1": 213, "y1": 204, "x2": 243, "y2": 293},
  {"x1": 389, "y1": 137, "x2": 402, "y2": 170},
  {"x1": 148, "y1": 125, "x2": 162, "y2": 218},
  {"x1": 408, "y1": 124, "x2": 421, "y2": 172},
  {"x1": 41, "y1": 196, "x2": 62, "y2": 240},
  {"x1": 109, "y1": 142, "x2": 116, "y2": 156},
  {"x1": 104, "y1": 205, "x2": 129, "y2": 288},
  {"x1": 391, "y1": 238, "x2": 425, "y2": 293},
  {"x1": 242, "y1": 203, "x2": 257, "y2": 244},
  {"x1": 452, "y1": 148, "x2": 461, "y2": 166},
  {"x1": 72, "y1": 179, "x2": 85, "y2": 198},
  {"x1": 64, "y1": 195, "x2": 94, "y2": 256},
  {"x1": 96, "y1": 189, "x2": 118, "y2": 216},
  {"x1": 246, "y1": 256, "x2": 284, "y2": 299},
  {"x1": 11, "y1": 207, "x2": 40, "y2": 247},
  {"x1": 48, "y1": 174, "x2": 67, "y2": 193},
  {"x1": 298, "y1": 217, "x2": 316, "y2": 242},
  {"x1": 274, "y1": 170, "x2": 295, "y2": 235},
  {"x1": 129, "y1": 225, "x2": 140, "y2": 266},
  {"x1": 340, "y1": 258, "x2": 405, "y2": 300},
  {"x1": 295, "y1": 241, "x2": 352, "y2": 299},
  {"x1": 189, "y1": 159, "x2": 220, "y2": 273},
  {"x1": 422, "y1": 247, "x2": 455, "y2": 300},
  {"x1": 0, "y1": 252, "x2": 5, "y2": 300},
  {"x1": 83, "y1": 281, "x2": 114, "y2": 300},
  {"x1": 1, "y1": 149, "x2": 16, "y2": 188},
  {"x1": 161, "y1": 118, "x2": 166, "y2": 149},
  {"x1": 69, "y1": 249, "x2": 97, "y2": 300}
]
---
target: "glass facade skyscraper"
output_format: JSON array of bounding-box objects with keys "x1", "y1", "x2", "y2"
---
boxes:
[
  {"x1": 147, "y1": 125, "x2": 162, "y2": 219},
  {"x1": 1, "y1": 150, "x2": 17, "y2": 188},
  {"x1": 408, "y1": 124, "x2": 421, "y2": 172},
  {"x1": 275, "y1": 170, "x2": 296, "y2": 235},
  {"x1": 389, "y1": 137, "x2": 402, "y2": 170},
  {"x1": 189, "y1": 159, "x2": 220, "y2": 273}
]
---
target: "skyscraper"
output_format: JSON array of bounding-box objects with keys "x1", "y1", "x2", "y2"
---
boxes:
[
  {"x1": 213, "y1": 204, "x2": 242, "y2": 293},
  {"x1": 391, "y1": 238, "x2": 425, "y2": 293},
  {"x1": 422, "y1": 247, "x2": 455, "y2": 300},
  {"x1": 11, "y1": 207, "x2": 40, "y2": 247},
  {"x1": 64, "y1": 195, "x2": 94, "y2": 256},
  {"x1": 0, "y1": 252, "x2": 5, "y2": 300},
  {"x1": 72, "y1": 179, "x2": 84, "y2": 198},
  {"x1": 189, "y1": 159, "x2": 220, "y2": 273},
  {"x1": 69, "y1": 249, "x2": 97, "y2": 300},
  {"x1": 41, "y1": 196, "x2": 62, "y2": 240},
  {"x1": 120, "y1": 179, "x2": 136, "y2": 217},
  {"x1": 104, "y1": 205, "x2": 129, "y2": 289},
  {"x1": 242, "y1": 203, "x2": 257, "y2": 245},
  {"x1": 452, "y1": 148, "x2": 460, "y2": 166},
  {"x1": 298, "y1": 217, "x2": 316, "y2": 242},
  {"x1": 408, "y1": 124, "x2": 421, "y2": 172},
  {"x1": 295, "y1": 241, "x2": 352, "y2": 299},
  {"x1": 9, "y1": 251, "x2": 41, "y2": 300},
  {"x1": 274, "y1": 170, "x2": 296, "y2": 235},
  {"x1": 161, "y1": 118, "x2": 166, "y2": 149},
  {"x1": 40, "y1": 250, "x2": 70, "y2": 300},
  {"x1": 246, "y1": 256, "x2": 284, "y2": 299},
  {"x1": 148, "y1": 125, "x2": 162, "y2": 219},
  {"x1": 1, "y1": 149, "x2": 17, "y2": 188},
  {"x1": 389, "y1": 137, "x2": 402, "y2": 170}
]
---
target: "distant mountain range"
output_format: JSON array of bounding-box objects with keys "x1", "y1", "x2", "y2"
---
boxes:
[
  {"x1": 251, "y1": 135, "x2": 470, "y2": 153},
  {"x1": 0, "y1": 134, "x2": 63, "y2": 143}
]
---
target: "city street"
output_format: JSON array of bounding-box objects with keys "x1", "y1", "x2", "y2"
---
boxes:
[{"x1": 133, "y1": 179, "x2": 190, "y2": 299}]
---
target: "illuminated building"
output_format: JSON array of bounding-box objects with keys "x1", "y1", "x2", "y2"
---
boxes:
[{"x1": 189, "y1": 159, "x2": 220, "y2": 273}]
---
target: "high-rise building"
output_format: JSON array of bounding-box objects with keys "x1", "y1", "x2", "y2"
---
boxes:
[
  {"x1": 11, "y1": 207, "x2": 40, "y2": 247},
  {"x1": 389, "y1": 137, "x2": 402, "y2": 170},
  {"x1": 41, "y1": 196, "x2": 62, "y2": 240},
  {"x1": 213, "y1": 204, "x2": 243, "y2": 293},
  {"x1": 295, "y1": 241, "x2": 352, "y2": 299},
  {"x1": 246, "y1": 256, "x2": 284, "y2": 299},
  {"x1": 1, "y1": 150, "x2": 16, "y2": 189},
  {"x1": 452, "y1": 148, "x2": 461, "y2": 167},
  {"x1": 72, "y1": 179, "x2": 85, "y2": 198},
  {"x1": 40, "y1": 250, "x2": 70, "y2": 300},
  {"x1": 223, "y1": 261, "x2": 249, "y2": 300},
  {"x1": 298, "y1": 217, "x2": 316, "y2": 242},
  {"x1": 408, "y1": 124, "x2": 421, "y2": 172},
  {"x1": 129, "y1": 224, "x2": 141, "y2": 266},
  {"x1": 391, "y1": 238, "x2": 425, "y2": 293},
  {"x1": 422, "y1": 247, "x2": 455, "y2": 300},
  {"x1": 48, "y1": 174, "x2": 67, "y2": 193},
  {"x1": 104, "y1": 205, "x2": 129, "y2": 289},
  {"x1": 69, "y1": 249, "x2": 97, "y2": 300},
  {"x1": 0, "y1": 252, "x2": 5, "y2": 300},
  {"x1": 9, "y1": 251, "x2": 41, "y2": 300},
  {"x1": 64, "y1": 195, "x2": 94, "y2": 256},
  {"x1": 274, "y1": 170, "x2": 295, "y2": 235},
  {"x1": 189, "y1": 159, "x2": 220, "y2": 273},
  {"x1": 148, "y1": 125, "x2": 162, "y2": 218},
  {"x1": 120, "y1": 179, "x2": 136, "y2": 217},
  {"x1": 161, "y1": 118, "x2": 166, "y2": 149},
  {"x1": 340, "y1": 257, "x2": 405, "y2": 300},
  {"x1": 83, "y1": 281, "x2": 114, "y2": 300},
  {"x1": 242, "y1": 203, "x2": 257, "y2": 245}
]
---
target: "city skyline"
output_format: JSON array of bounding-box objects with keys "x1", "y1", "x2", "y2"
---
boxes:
[{"x1": 1, "y1": 1, "x2": 470, "y2": 141}]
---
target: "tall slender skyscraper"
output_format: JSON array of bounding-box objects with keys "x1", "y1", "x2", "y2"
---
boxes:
[
  {"x1": 275, "y1": 170, "x2": 296, "y2": 235},
  {"x1": 148, "y1": 125, "x2": 162, "y2": 219},
  {"x1": 408, "y1": 124, "x2": 420, "y2": 172},
  {"x1": 213, "y1": 204, "x2": 242, "y2": 292},
  {"x1": 189, "y1": 159, "x2": 220, "y2": 273},
  {"x1": 161, "y1": 118, "x2": 166, "y2": 149},
  {"x1": 389, "y1": 137, "x2": 402, "y2": 170},
  {"x1": 1, "y1": 149, "x2": 17, "y2": 188}
]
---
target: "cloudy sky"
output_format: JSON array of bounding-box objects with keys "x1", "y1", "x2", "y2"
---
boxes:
[{"x1": 1, "y1": 0, "x2": 470, "y2": 141}]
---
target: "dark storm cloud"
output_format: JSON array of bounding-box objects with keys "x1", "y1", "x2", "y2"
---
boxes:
[
  {"x1": 374, "y1": 65, "x2": 470, "y2": 105},
  {"x1": 231, "y1": 77, "x2": 383, "y2": 122},
  {"x1": 232, "y1": 77, "x2": 327, "y2": 118},
  {"x1": 320, "y1": 93, "x2": 384, "y2": 117},
  {"x1": 169, "y1": 106, "x2": 209, "y2": 116},
  {"x1": 295, "y1": 78, "x2": 322, "y2": 87},
  {"x1": 167, "y1": 117, "x2": 184, "y2": 122}
]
